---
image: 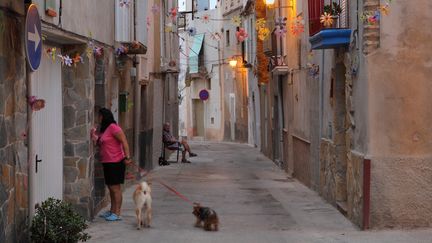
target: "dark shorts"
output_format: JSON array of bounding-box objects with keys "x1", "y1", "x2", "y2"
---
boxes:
[{"x1": 102, "y1": 161, "x2": 126, "y2": 185}]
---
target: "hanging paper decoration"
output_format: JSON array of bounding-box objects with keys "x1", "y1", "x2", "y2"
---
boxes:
[
  {"x1": 72, "y1": 54, "x2": 84, "y2": 66},
  {"x1": 275, "y1": 17, "x2": 287, "y2": 28},
  {"x1": 57, "y1": 55, "x2": 73, "y2": 67},
  {"x1": 231, "y1": 16, "x2": 242, "y2": 27},
  {"x1": 274, "y1": 26, "x2": 287, "y2": 38},
  {"x1": 320, "y1": 12, "x2": 334, "y2": 27},
  {"x1": 187, "y1": 27, "x2": 197, "y2": 36},
  {"x1": 307, "y1": 63, "x2": 319, "y2": 78},
  {"x1": 46, "y1": 48, "x2": 57, "y2": 61},
  {"x1": 169, "y1": 8, "x2": 177, "y2": 21},
  {"x1": 256, "y1": 19, "x2": 270, "y2": 41},
  {"x1": 165, "y1": 23, "x2": 174, "y2": 33},
  {"x1": 236, "y1": 28, "x2": 248, "y2": 42},
  {"x1": 201, "y1": 14, "x2": 211, "y2": 24},
  {"x1": 360, "y1": 0, "x2": 392, "y2": 25},
  {"x1": 93, "y1": 47, "x2": 104, "y2": 57},
  {"x1": 28, "y1": 96, "x2": 46, "y2": 111},
  {"x1": 169, "y1": 60, "x2": 176, "y2": 67},
  {"x1": 151, "y1": 4, "x2": 160, "y2": 14},
  {"x1": 210, "y1": 32, "x2": 222, "y2": 41},
  {"x1": 291, "y1": 16, "x2": 305, "y2": 35},
  {"x1": 147, "y1": 17, "x2": 151, "y2": 31},
  {"x1": 116, "y1": 45, "x2": 129, "y2": 56},
  {"x1": 119, "y1": 0, "x2": 130, "y2": 8}
]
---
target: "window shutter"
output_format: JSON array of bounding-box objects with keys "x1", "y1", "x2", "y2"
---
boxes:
[{"x1": 308, "y1": 0, "x2": 323, "y2": 36}]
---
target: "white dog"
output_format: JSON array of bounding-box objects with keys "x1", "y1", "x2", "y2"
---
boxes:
[{"x1": 133, "y1": 181, "x2": 152, "y2": 230}]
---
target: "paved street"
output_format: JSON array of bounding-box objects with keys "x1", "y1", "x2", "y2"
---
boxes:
[{"x1": 87, "y1": 142, "x2": 432, "y2": 243}]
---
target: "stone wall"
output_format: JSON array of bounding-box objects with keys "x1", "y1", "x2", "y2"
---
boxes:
[
  {"x1": 63, "y1": 44, "x2": 96, "y2": 219},
  {"x1": 319, "y1": 139, "x2": 336, "y2": 204},
  {"x1": 346, "y1": 151, "x2": 364, "y2": 227},
  {"x1": 0, "y1": 9, "x2": 29, "y2": 243}
]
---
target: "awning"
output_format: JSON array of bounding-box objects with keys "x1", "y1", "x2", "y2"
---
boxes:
[{"x1": 188, "y1": 34, "x2": 204, "y2": 74}]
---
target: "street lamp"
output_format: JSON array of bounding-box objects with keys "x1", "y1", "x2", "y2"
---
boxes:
[
  {"x1": 265, "y1": 0, "x2": 275, "y2": 5},
  {"x1": 229, "y1": 59, "x2": 238, "y2": 67}
]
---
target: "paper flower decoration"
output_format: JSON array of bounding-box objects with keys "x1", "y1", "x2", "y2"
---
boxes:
[
  {"x1": 291, "y1": 16, "x2": 305, "y2": 35},
  {"x1": 28, "y1": 96, "x2": 46, "y2": 111},
  {"x1": 379, "y1": 4, "x2": 390, "y2": 16},
  {"x1": 256, "y1": 18, "x2": 267, "y2": 30},
  {"x1": 46, "y1": 47, "x2": 57, "y2": 61},
  {"x1": 119, "y1": 0, "x2": 130, "y2": 8},
  {"x1": 320, "y1": 12, "x2": 334, "y2": 27},
  {"x1": 93, "y1": 47, "x2": 104, "y2": 57},
  {"x1": 86, "y1": 47, "x2": 93, "y2": 59},
  {"x1": 236, "y1": 28, "x2": 248, "y2": 42},
  {"x1": 116, "y1": 45, "x2": 128, "y2": 56},
  {"x1": 361, "y1": 11, "x2": 380, "y2": 25},
  {"x1": 232, "y1": 16, "x2": 241, "y2": 27},
  {"x1": 257, "y1": 27, "x2": 270, "y2": 41},
  {"x1": 274, "y1": 26, "x2": 287, "y2": 38},
  {"x1": 187, "y1": 27, "x2": 197, "y2": 36},
  {"x1": 210, "y1": 32, "x2": 222, "y2": 41},
  {"x1": 169, "y1": 8, "x2": 177, "y2": 20},
  {"x1": 165, "y1": 23, "x2": 174, "y2": 33},
  {"x1": 201, "y1": 14, "x2": 210, "y2": 24},
  {"x1": 151, "y1": 4, "x2": 160, "y2": 14},
  {"x1": 72, "y1": 54, "x2": 84, "y2": 66},
  {"x1": 64, "y1": 55, "x2": 73, "y2": 66}
]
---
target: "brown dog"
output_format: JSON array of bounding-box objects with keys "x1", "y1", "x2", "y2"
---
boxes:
[
  {"x1": 133, "y1": 181, "x2": 152, "y2": 230},
  {"x1": 193, "y1": 203, "x2": 219, "y2": 231}
]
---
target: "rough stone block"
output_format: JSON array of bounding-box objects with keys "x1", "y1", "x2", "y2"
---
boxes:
[
  {"x1": 64, "y1": 106, "x2": 76, "y2": 129},
  {"x1": 1, "y1": 164, "x2": 12, "y2": 188},
  {"x1": 0, "y1": 116, "x2": 7, "y2": 148},
  {"x1": 64, "y1": 142, "x2": 75, "y2": 157},
  {"x1": 65, "y1": 125, "x2": 88, "y2": 141},
  {"x1": 64, "y1": 166, "x2": 79, "y2": 183},
  {"x1": 76, "y1": 110, "x2": 87, "y2": 126},
  {"x1": 15, "y1": 173, "x2": 28, "y2": 209},
  {"x1": 78, "y1": 159, "x2": 88, "y2": 179},
  {"x1": 75, "y1": 142, "x2": 90, "y2": 158},
  {"x1": 64, "y1": 157, "x2": 79, "y2": 167}
]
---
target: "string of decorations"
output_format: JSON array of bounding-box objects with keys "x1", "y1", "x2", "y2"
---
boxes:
[{"x1": 360, "y1": 0, "x2": 393, "y2": 25}]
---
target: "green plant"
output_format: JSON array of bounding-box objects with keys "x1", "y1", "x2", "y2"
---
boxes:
[
  {"x1": 323, "y1": 2, "x2": 342, "y2": 16},
  {"x1": 30, "y1": 198, "x2": 91, "y2": 243}
]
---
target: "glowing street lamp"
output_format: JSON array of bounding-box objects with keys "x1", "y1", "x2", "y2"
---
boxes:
[
  {"x1": 229, "y1": 59, "x2": 238, "y2": 67},
  {"x1": 265, "y1": 0, "x2": 275, "y2": 5}
]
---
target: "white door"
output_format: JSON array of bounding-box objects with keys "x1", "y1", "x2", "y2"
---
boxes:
[
  {"x1": 229, "y1": 93, "x2": 236, "y2": 141},
  {"x1": 30, "y1": 46, "x2": 63, "y2": 215}
]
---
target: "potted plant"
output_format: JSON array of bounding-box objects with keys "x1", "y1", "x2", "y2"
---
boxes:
[
  {"x1": 322, "y1": 2, "x2": 342, "y2": 28},
  {"x1": 30, "y1": 198, "x2": 91, "y2": 243}
]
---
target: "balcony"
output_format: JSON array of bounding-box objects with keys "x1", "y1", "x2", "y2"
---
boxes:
[
  {"x1": 308, "y1": 0, "x2": 351, "y2": 50},
  {"x1": 269, "y1": 55, "x2": 289, "y2": 76}
]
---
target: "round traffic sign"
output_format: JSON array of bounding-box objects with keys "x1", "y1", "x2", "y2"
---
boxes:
[
  {"x1": 199, "y1": 89, "x2": 209, "y2": 101},
  {"x1": 25, "y1": 4, "x2": 42, "y2": 71}
]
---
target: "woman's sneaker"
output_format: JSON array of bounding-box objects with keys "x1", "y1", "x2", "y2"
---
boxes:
[
  {"x1": 105, "y1": 213, "x2": 122, "y2": 221},
  {"x1": 99, "y1": 211, "x2": 112, "y2": 218}
]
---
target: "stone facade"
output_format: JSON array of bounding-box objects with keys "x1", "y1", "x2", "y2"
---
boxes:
[
  {"x1": 63, "y1": 44, "x2": 97, "y2": 218},
  {"x1": 0, "y1": 5, "x2": 29, "y2": 242}
]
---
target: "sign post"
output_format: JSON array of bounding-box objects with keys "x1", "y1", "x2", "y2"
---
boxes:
[
  {"x1": 199, "y1": 89, "x2": 209, "y2": 101},
  {"x1": 25, "y1": 4, "x2": 42, "y2": 71}
]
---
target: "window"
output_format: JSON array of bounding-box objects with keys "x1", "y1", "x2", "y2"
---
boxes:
[
  {"x1": 226, "y1": 30, "x2": 230, "y2": 46},
  {"x1": 308, "y1": 0, "x2": 324, "y2": 36}
]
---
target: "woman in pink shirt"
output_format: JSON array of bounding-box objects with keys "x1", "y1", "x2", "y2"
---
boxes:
[{"x1": 92, "y1": 108, "x2": 132, "y2": 221}]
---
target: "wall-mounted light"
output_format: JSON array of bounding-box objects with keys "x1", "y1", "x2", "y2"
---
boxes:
[
  {"x1": 265, "y1": 0, "x2": 276, "y2": 5},
  {"x1": 229, "y1": 59, "x2": 238, "y2": 67}
]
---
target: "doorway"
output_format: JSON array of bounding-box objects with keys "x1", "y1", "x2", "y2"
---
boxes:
[
  {"x1": 192, "y1": 99, "x2": 204, "y2": 137},
  {"x1": 30, "y1": 45, "x2": 63, "y2": 215}
]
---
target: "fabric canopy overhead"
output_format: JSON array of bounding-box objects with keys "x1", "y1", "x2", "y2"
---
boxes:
[{"x1": 188, "y1": 34, "x2": 204, "y2": 74}]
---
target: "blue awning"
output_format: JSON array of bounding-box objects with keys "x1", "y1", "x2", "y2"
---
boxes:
[
  {"x1": 309, "y1": 29, "x2": 351, "y2": 50},
  {"x1": 188, "y1": 34, "x2": 204, "y2": 74}
]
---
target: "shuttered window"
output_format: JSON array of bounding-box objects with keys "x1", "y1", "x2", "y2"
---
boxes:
[{"x1": 308, "y1": 0, "x2": 324, "y2": 36}]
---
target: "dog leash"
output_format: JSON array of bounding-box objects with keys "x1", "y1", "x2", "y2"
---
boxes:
[
  {"x1": 127, "y1": 163, "x2": 194, "y2": 205},
  {"x1": 156, "y1": 180, "x2": 194, "y2": 205}
]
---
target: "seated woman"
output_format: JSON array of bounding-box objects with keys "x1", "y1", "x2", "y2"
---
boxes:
[{"x1": 162, "y1": 122, "x2": 197, "y2": 163}]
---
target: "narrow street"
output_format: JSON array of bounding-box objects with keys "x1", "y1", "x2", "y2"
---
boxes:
[{"x1": 87, "y1": 142, "x2": 432, "y2": 243}]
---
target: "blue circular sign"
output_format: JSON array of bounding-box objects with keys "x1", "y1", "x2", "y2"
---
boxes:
[
  {"x1": 199, "y1": 89, "x2": 209, "y2": 101},
  {"x1": 25, "y1": 4, "x2": 42, "y2": 71}
]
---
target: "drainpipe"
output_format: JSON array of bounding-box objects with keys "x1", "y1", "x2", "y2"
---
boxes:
[
  {"x1": 133, "y1": 0, "x2": 141, "y2": 165},
  {"x1": 363, "y1": 158, "x2": 371, "y2": 230}
]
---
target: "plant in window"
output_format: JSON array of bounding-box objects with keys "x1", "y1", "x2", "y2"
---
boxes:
[{"x1": 323, "y1": 2, "x2": 342, "y2": 16}]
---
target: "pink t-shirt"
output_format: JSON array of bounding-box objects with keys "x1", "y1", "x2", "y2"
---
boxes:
[{"x1": 99, "y1": 123, "x2": 125, "y2": 163}]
